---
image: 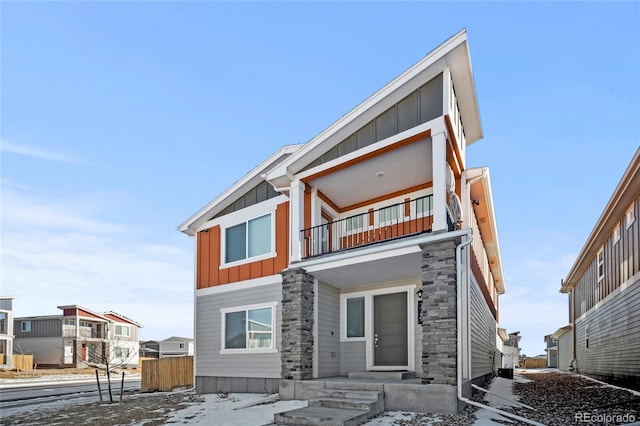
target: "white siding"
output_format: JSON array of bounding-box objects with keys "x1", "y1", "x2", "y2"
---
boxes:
[
  {"x1": 317, "y1": 282, "x2": 340, "y2": 378},
  {"x1": 195, "y1": 282, "x2": 281, "y2": 378},
  {"x1": 575, "y1": 274, "x2": 640, "y2": 380},
  {"x1": 469, "y1": 276, "x2": 497, "y2": 379},
  {"x1": 558, "y1": 330, "x2": 573, "y2": 372}
]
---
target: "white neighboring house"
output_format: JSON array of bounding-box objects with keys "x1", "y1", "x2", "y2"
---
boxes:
[
  {"x1": 159, "y1": 336, "x2": 194, "y2": 358},
  {"x1": 0, "y1": 296, "x2": 15, "y2": 368},
  {"x1": 502, "y1": 331, "x2": 521, "y2": 368}
]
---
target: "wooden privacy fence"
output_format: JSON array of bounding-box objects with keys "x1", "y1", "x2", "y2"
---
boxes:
[
  {"x1": 521, "y1": 357, "x2": 547, "y2": 369},
  {"x1": 141, "y1": 356, "x2": 193, "y2": 392},
  {"x1": 13, "y1": 355, "x2": 34, "y2": 370}
]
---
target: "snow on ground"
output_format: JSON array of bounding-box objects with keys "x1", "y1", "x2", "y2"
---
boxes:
[
  {"x1": 154, "y1": 392, "x2": 307, "y2": 426},
  {"x1": 472, "y1": 371, "x2": 533, "y2": 425}
]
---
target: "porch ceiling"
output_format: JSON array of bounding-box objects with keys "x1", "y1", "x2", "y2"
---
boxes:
[
  {"x1": 303, "y1": 246, "x2": 423, "y2": 289},
  {"x1": 306, "y1": 139, "x2": 433, "y2": 210}
]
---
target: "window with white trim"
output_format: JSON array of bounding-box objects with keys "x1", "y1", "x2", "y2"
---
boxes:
[
  {"x1": 21, "y1": 321, "x2": 31, "y2": 332},
  {"x1": 378, "y1": 204, "x2": 400, "y2": 225},
  {"x1": 626, "y1": 205, "x2": 635, "y2": 229},
  {"x1": 179, "y1": 343, "x2": 185, "y2": 349},
  {"x1": 345, "y1": 214, "x2": 364, "y2": 233},
  {"x1": 345, "y1": 296, "x2": 365, "y2": 338},
  {"x1": 597, "y1": 247, "x2": 605, "y2": 282},
  {"x1": 115, "y1": 347, "x2": 130, "y2": 358},
  {"x1": 225, "y1": 213, "x2": 272, "y2": 263},
  {"x1": 115, "y1": 325, "x2": 130, "y2": 337},
  {"x1": 613, "y1": 222, "x2": 621, "y2": 244},
  {"x1": 221, "y1": 302, "x2": 277, "y2": 353},
  {"x1": 416, "y1": 195, "x2": 433, "y2": 215}
]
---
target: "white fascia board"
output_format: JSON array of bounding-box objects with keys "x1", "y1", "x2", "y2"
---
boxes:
[
  {"x1": 294, "y1": 228, "x2": 471, "y2": 273},
  {"x1": 57, "y1": 304, "x2": 112, "y2": 322},
  {"x1": 479, "y1": 168, "x2": 505, "y2": 294},
  {"x1": 266, "y1": 30, "x2": 470, "y2": 184},
  {"x1": 562, "y1": 148, "x2": 640, "y2": 292},
  {"x1": 445, "y1": 34, "x2": 483, "y2": 145},
  {"x1": 178, "y1": 144, "x2": 302, "y2": 236}
]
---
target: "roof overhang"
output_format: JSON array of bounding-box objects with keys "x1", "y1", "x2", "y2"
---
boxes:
[
  {"x1": 266, "y1": 29, "x2": 482, "y2": 189},
  {"x1": 178, "y1": 144, "x2": 302, "y2": 236},
  {"x1": 467, "y1": 167, "x2": 505, "y2": 294},
  {"x1": 57, "y1": 305, "x2": 111, "y2": 322},
  {"x1": 551, "y1": 325, "x2": 572, "y2": 339},
  {"x1": 561, "y1": 148, "x2": 640, "y2": 293},
  {"x1": 104, "y1": 311, "x2": 143, "y2": 328}
]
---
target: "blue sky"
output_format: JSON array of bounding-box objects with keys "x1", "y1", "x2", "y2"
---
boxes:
[{"x1": 1, "y1": 2, "x2": 638, "y2": 357}]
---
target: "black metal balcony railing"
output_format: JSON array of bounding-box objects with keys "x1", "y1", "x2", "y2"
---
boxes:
[{"x1": 302, "y1": 195, "x2": 451, "y2": 259}]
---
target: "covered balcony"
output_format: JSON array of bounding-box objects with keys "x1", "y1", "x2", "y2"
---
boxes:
[{"x1": 301, "y1": 195, "x2": 455, "y2": 259}]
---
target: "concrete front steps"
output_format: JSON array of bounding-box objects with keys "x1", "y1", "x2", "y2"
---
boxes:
[{"x1": 274, "y1": 387, "x2": 384, "y2": 426}]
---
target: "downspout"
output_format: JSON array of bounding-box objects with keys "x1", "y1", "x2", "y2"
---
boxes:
[{"x1": 456, "y1": 235, "x2": 544, "y2": 426}]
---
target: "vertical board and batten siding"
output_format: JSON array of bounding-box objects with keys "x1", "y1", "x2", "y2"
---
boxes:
[
  {"x1": 317, "y1": 282, "x2": 340, "y2": 378},
  {"x1": 575, "y1": 273, "x2": 640, "y2": 380},
  {"x1": 195, "y1": 282, "x2": 282, "y2": 378},
  {"x1": 13, "y1": 318, "x2": 62, "y2": 339},
  {"x1": 558, "y1": 331, "x2": 573, "y2": 372},
  {"x1": 469, "y1": 276, "x2": 498, "y2": 379},
  {"x1": 574, "y1": 197, "x2": 640, "y2": 318},
  {"x1": 196, "y1": 202, "x2": 289, "y2": 289},
  {"x1": 570, "y1": 196, "x2": 640, "y2": 383}
]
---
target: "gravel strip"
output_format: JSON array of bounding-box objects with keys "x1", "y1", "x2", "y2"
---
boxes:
[{"x1": 506, "y1": 371, "x2": 639, "y2": 425}]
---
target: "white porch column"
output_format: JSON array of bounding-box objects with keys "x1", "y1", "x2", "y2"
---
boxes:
[
  {"x1": 432, "y1": 128, "x2": 448, "y2": 232},
  {"x1": 289, "y1": 180, "x2": 306, "y2": 262}
]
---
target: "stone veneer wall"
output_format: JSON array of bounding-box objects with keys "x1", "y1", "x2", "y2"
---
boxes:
[
  {"x1": 280, "y1": 268, "x2": 314, "y2": 380},
  {"x1": 420, "y1": 237, "x2": 459, "y2": 385}
]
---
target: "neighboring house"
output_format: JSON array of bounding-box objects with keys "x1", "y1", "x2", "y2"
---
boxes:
[
  {"x1": 560, "y1": 148, "x2": 640, "y2": 389},
  {"x1": 179, "y1": 30, "x2": 506, "y2": 413},
  {"x1": 159, "y1": 336, "x2": 194, "y2": 358},
  {"x1": 496, "y1": 328, "x2": 508, "y2": 369},
  {"x1": 551, "y1": 325, "x2": 573, "y2": 372},
  {"x1": 14, "y1": 305, "x2": 142, "y2": 368},
  {"x1": 140, "y1": 340, "x2": 160, "y2": 359},
  {"x1": 502, "y1": 331, "x2": 521, "y2": 368},
  {"x1": 0, "y1": 296, "x2": 15, "y2": 368},
  {"x1": 543, "y1": 334, "x2": 558, "y2": 368}
]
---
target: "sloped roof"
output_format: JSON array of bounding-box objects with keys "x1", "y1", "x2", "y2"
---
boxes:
[
  {"x1": 178, "y1": 144, "x2": 302, "y2": 236},
  {"x1": 561, "y1": 148, "x2": 640, "y2": 292},
  {"x1": 104, "y1": 311, "x2": 143, "y2": 328},
  {"x1": 266, "y1": 29, "x2": 481, "y2": 189}
]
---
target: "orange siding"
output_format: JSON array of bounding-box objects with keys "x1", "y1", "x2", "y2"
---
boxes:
[
  {"x1": 195, "y1": 201, "x2": 290, "y2": 289},
  {"x1": 304, "y1": 190, "x2": 312, "y2": 229},
  {"x1": 274, "y1": 202, "x2": 290, "y2": 273}
]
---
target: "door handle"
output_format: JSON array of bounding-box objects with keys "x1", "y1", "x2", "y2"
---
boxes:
[{"x1": 374, "y1": 334, "x2": 379, "y2": 348}]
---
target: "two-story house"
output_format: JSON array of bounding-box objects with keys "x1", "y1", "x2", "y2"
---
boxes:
[
  {"x1": 158, "y1": 336, "x2": 194, "y2": 358},
  {"x1": 543, "y1": 333, "x2": 558, "y2": 368},
  {"x1": 180, "y1": 30, "x2": 506, "y2": 414},
  {"x1": 14, "y1": 305, "x2": 142, "y2": 368},
  {"x1": 560, "y1": 148, "x2": 639, "y2": 389},
  {"x1": 0, "y1": 296, "x2": 15, "y2": 368}
]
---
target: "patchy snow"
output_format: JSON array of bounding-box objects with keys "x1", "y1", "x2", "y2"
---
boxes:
[
  {"x1": 472, "y1": 373, "x2": 533, "y2": 425},
  {"x1": 153, "y1": 392, "x2": 307, "y2": 425}
]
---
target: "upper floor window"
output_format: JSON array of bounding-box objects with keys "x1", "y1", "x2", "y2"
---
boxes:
[
  {"x1": 597, "y1": 247, "x2": 605, "y2": 282},
  {"x1": 626, "y1": 205, "x2": 635, "y2": 229},
  {"x1": 613, "y1": 222, "x2": 621, "y2": 244},
  {"x1": 21, "y1": 321, "x2": 31, "y2": 332},
  {"x1": 115, "y1": 325, "x2": 130, "y2": 337},
  {"x1": 115, "y1": 347, "x2": 130, "y2": 359},
  {"x1": 225, "y1": 213, "x2": 272, "y2": 263},
  {"x1": 179, "y1": 343, "x2": 185, "y2": 349},
  {"x1": 64, "y1": 319, "x2": 76, "y2": 326}
]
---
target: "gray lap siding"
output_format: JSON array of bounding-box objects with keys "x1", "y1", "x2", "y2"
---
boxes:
[
  {"x1": 195, "y1": 282, "x2": 282, "y2": 379},
  {"x1": 470, "y1": 276, "x2": 497, "y2": 380},
  {"x1": 575, "y1": 274, "x2": 640, "y2": 385},
  {"x1": 317, "y1": 282, "x2": 340, "y2": 378}
]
